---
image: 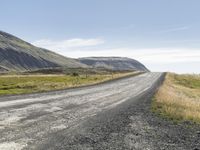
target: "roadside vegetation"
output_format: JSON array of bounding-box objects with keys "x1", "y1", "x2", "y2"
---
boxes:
[
  {"x1": 0, "y1": 71, "x2": 139, "y2": 96},
  {"x1": 152, "y1": 73, "x2": 200, "y2": 123}
]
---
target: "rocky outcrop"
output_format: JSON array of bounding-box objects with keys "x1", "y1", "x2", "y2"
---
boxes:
[{"x1": 79, "y1": 57, "x2": 149, "y2": 72}]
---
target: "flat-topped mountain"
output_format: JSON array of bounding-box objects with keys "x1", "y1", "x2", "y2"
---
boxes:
[
  {"x1": 0, "y1": 31, "x2": 149, "y2": 73},
  {"x1": 0, "y1": 31, "x2": 87, "y2": 72},
  {"x1": 79, "y1": 57, "x2": 149, "y2": 72}
]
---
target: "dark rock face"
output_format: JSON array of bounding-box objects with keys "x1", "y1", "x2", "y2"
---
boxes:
[
  {"x1": 79, "y1": 57, "x2": 149, "y2": 72},
  {"x1": 0, "y1": 48, "x2": 59, "y2": 71},
  {"x1": 0, "y1": 30, "x2": 87, "y2": 72},
  {"x1": 0, "y1": 66, "x2": 8, "y2": 72}
]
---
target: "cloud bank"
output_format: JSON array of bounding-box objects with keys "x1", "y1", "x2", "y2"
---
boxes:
[
  {"x1": 33, "y1": 38, "x2": 104, "y2": 51},
  {"x1": 159, "y1": 26, "x2": 190, "y2": 33},
  {"x1": 32, "y1": 38, "x2": 200, "y2": 73}
]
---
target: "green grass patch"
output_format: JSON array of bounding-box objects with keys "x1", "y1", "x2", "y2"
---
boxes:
[
  {"x1": 0, "y1": 72, "x2": 137, "y2": 96},
  {"x1": 173, "y1": 74, "x2": 200, "y2": 89}
]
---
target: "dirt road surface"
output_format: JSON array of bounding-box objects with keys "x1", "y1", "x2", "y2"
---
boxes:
[{"x1": 0, "y1": 73, "x2": 199, "y2": 150}]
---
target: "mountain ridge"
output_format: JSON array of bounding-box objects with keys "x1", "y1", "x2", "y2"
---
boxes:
[
  {"x1": 0, "y1": 31, "x2": 87, "y2": 72},
  {"x1": 79, "y1": 57, "x2": 149, "y2": 72},
  {"x1": 0, "y1": 31, "x2": 149, "y2": 73}
]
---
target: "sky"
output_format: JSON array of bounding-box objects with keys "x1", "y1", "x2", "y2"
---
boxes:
[{"x1": 0, "y1": 0, "x2": 200, "y2": 73}]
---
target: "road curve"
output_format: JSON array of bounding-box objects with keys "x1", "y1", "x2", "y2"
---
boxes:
[{"x1": 0, "y1": 73, "x2": 164, "y2": 150}]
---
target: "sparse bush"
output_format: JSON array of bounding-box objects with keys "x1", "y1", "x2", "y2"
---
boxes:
[{"x1": 72, "y1": 72, "x2": 79, "y2": 77}]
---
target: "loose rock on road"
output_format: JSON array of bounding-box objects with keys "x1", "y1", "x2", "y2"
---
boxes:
[{"x1": 0, "y1": 73, "x2": 199, "y2": 150}]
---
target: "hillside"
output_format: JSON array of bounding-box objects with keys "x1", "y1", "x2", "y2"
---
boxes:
[
  {"x1": 0, "y1": 31, "x2": 149, "y2": 73},
  {"x1": 79, "y1": 57, "x2": 149, "y2": 72},
  {"x1": 0, "y1": 31, "x2": 87, "y2": 72}
]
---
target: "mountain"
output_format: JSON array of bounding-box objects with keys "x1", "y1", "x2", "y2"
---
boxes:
[
  {"x1": 0, "y1": 31, "x2": 149, "y2": 73},
  {"x1": 0, "y1": 31, "x2": 87, "y2": 72},
  {"x1": 79, "y1": 57, "x2": 149, "y2": 72}
]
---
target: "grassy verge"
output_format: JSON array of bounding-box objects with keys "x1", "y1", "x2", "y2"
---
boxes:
[
  {"x1": 0, "y1": 72, "x2": 139, "y2": 96},
  {"x1": 152, "y1": 73, "x2": 200, "y2": 123}
]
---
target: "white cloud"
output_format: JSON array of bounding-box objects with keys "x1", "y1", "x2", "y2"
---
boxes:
[
  {"x1": 32, "y1": 38, "x2": 200, "y2": 73},
  {"x1": 62, "y1": 47, "x2": 200, "y2": 63},
  {"x1": 32, "y1": 38, "x2": 104, "y2": 51},
  {"x1": 32, "y1": 39, "x2": 200, "y2": 64},
  {"x1": 159, "y1": 26, "x2": 189, "y2": 33},
  {"x1": 123, "y1": 48, "x2": 200, "y2": 63}
]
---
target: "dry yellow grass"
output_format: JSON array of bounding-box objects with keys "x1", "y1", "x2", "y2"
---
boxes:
[{"x1": 152, "y1": 73, "x2": 200, "y2": 123}]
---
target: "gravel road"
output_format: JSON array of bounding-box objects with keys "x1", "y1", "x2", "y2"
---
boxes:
[{"x1": 0, "y1": 72, "x2": 199, "y2": 150}]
